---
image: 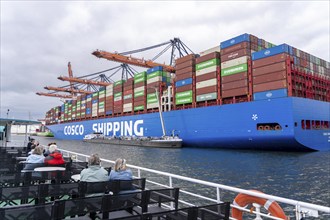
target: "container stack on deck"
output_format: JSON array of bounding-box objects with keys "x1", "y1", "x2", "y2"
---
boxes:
[
  {"x1": 174, "y1": 54, "x2": 196, "y2": 108},
  {"x1": 113, "y1": 80, "x2": 124, "y2": 114},
  {"x1": 45, "y1": 33, "x2": 330, "y2": 125},
  {"x1": 105, "y1": 84, "x2": 114, "y2": 116},
  {"x1": 146, "y1": 66, "x2": 166, "y2": 109},
  {"x1": 134, "y1": 71, "x2": 147, "y2": 112},
  {"x1": 85, "y1": 94, "x2": 92, "y2": 119},
  {"x1": 123, "y1": 78, "x2": 134, "y2": 113},
  {"x1": 195, "y1": 47, "x2": 220, "y2": 106},
  {"x1": 98, "y1": 88, "x2": 105, "y2": 117}
]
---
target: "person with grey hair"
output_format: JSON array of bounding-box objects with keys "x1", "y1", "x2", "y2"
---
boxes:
[
  {"x1": 80, "y1": 154, "x2": 108, "y2": 182},
  {"x1": 109, "y1": 158, "x2": 132, "y2": 180},
  {"x1": 24, "y1": 146, "x2": 45, "y2": 170},
  {"x1": 44, "y1": 144, "x2": 65, "y2": 165}
]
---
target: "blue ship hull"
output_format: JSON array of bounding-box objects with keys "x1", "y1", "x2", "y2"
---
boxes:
[{"x1": 47, "y1": 97, "x2": 330, "y2": 151}]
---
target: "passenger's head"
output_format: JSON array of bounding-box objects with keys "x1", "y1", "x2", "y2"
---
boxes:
[
  {"x1": 48, "y1": 144, "x2": 57, "y2": 153},
  {"x1": 33, "y1": 146, "x2": 43, "y2": 155},
  {"x1": 88, "y1": 154, "x2": 101, "y2": 166},
  {"x1": 48, "y1": 142, "x2": 56, "y2": 146},
  {"x1": 114, "y1": 158, "x2": 127, "y2": 172}
]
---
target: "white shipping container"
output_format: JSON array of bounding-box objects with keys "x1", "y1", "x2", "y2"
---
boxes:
[
  {"x1": 123, "y1": 103, "x2": 132, "y2": 109},
  {"x1": 221, "y1": 56, "x2": 248, "y2": 69},
  {"x1": 106, "y1": 90, "x2": 113, "y2": 96},
  {"x1": 196, "y1": 65, "x2": 217, "y2": 76},
  {"x1": 147, "y1": 103, "x2": 158, "y2": 109},
  {"x1": 196, "y1": 78, "x2": 217, "y2": 89},
  {"x1": 123, "y1": 106, "x2": 133, "y2": 112},
  {"x1": 134, "y1": 86, "x2": 145, "y2": 93},
  {"x1": 114, "y1": 96, "x2": 122, "y2": 102},
  {"x1": 98, "y1": 108, "x2": 105, "y2": 113},
  {"x1": 147, "y1": 76, "x2": 162, "y2": 84},
  {"x1": 200, "y1": 45, "x2": 220, "y2": 56}
]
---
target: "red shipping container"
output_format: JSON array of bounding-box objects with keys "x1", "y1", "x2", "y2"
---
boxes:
[
  {"x1": 221, "y1": 48, "x2": 251, "y2": 62},
  {"x1": 134, "y1": 81, "x2": 146, "y2": 87},
  {"x1": 196, "y1": 52, "x2": 220, "y2": 64},
  {"x1": 175, "y1": 72, "x2": 194, "y2": 81},
  {"x1": 176, "y1": 65, "x2": 195, "y2": 74},
  {"x1": 196, "y1": 71, "x2": 217, "y2": 82},
  {"x1": 196, "y1": 85, "x2": 217, "y2": 95},
  {"x1": 175, "y1": 84, "x2": 193, "y2": 93},
  {"x1": 222, "y1": 87, "x2": 249, "y2": 98},
  {"x1": 176, "y1": 60, "x2": 195, "y2": 71},
  {"x1": 221, "y1": 72, "x2": 248, "y2": 84},
  {"x1": 252, "y1": 53, "x2": 290, "y2": 68},
  {"x1": 176, "y1": 54, "x2": 196, "y2": 65},
  {"x1": 221, "y1": 79, "x2": 248, "y2": 91},
  {"x1": 253, "y1": 62, "x2": 286, "y2": 76},
  {"x1": 220, "y1": 42, "x2": 250, "y2": 55},
  {"x1": 134, "y1": 96, "x2": 145, "y2": 102},
  {"x1": 253, "y1": 79, "x2": 287, "y2": 93},
  {"x1": 253, "y1": 71, "x2": 287, "y2": 84}
]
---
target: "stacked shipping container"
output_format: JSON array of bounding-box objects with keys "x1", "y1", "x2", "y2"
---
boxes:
[
  {"x1": 134, "y1": 71, "x2": 147, "y2": 111},
  {"x1": 113, "y1": 80, "x2": 124, "y2": 114},
  {"x1": 195, "y1": 48, "x2": 220, "y2": 105},
  {"x1": 175, "y1": 54, "x2": 196, "y2": 106},
  {"x1": 105, "y1": 84, "x2": 114, "y2": 116},
  {"x1": 45, "y1": 33, "x2": 330, "y2": 125},
  {"x1": 123, "y1": 78, "x2": 134, "y2": 113}
]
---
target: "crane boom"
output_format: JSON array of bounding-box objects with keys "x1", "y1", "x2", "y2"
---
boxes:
[
  {"x1": 58, "y1": 76, "x2": 110, "y2": 86},
  {"x1": 44, "y1": 86, "x2": 93, "y2": 94},
  {"x1": 67, "y1": 62, "x2": 75, "y2": 96},
  {"x1": 92, "y1": 50, "x2": 176, "y2": 73},
  {"x1": 36, "y1": 92, "x2": 74, "y2": 99}
]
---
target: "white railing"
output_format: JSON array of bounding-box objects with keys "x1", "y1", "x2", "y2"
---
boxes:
[{"x1": 60, "y1": 148, "x2": 330, "y2": 220}]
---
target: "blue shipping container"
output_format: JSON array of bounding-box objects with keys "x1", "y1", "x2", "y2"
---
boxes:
[
  {"x1": 86, "y1": 108, "x2": 91, "y2": 114},
  {"x1": 147, "y1": 66, "x2": 163, "y2": 74},
  {"x1": 92, "y1": 100, "x2": 98, "y2": 104},
  {"x1": 220, "y1": 33, "x2": 250, "y2": 49},
  {"x1": 86, "y1": 94, "x2": 92, "y2": 99},
  {"x1": 253, "y1": 88, "x2": 288, "y2": 101},
  {"x1": 106, "y1": 111, "x2": 112, "y2": 115},
  {"x1": 252, "y1": 44, "x2": 292, "y2": 61},
  {"x1": 175, "y1": 78, "x2": 193, "y2": 88}
]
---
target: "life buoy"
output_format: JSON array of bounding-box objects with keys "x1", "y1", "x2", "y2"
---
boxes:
[
  {"x1": 274, "y1": 125, "x2": 281, "y2": 130},
  {"x1": 232, "y1": 190, "x2": 288, "y2": 220}
]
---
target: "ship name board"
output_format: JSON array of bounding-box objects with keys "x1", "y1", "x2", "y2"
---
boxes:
[{"x1": 92, "y1": 120, "x2": 144, "y2": 136}]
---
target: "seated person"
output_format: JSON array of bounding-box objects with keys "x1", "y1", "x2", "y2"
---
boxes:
[
  {"x1": 80, "y1": 154, "x2": 108, "y2": 182},
  {"x1": 24, "y1": 146, "x2": 45, "y2": 170},
  {"x1": 43, "y1": 142, "x2": 57, "y2": 157},
  {"x1": 44, "y1": 144, "x2": 65, "y2": 165},
  {"x1": 109, "y1": 158, "x2": 132, "y2": 180}
]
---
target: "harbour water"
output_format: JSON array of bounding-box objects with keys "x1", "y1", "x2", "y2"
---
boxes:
[{"x1": 11, "y1": 135, "x2": 330, "y2": 208}]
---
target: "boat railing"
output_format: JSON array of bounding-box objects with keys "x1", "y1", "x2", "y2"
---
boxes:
[{"x1": 60, "y1": 148, "x2": 330, "y2": 219}]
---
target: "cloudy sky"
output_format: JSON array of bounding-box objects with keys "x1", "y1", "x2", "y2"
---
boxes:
[{"x1": 1, "y1": 1, "x2": 329, "y2": 121}]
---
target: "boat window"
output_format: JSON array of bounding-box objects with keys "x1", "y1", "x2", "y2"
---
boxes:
[
  {"x1": 294, "y1": 122, "x2": 297, "y2": 127},
  {"x1": 306, "y1": 120, "x2": 311, "y2": 130}
]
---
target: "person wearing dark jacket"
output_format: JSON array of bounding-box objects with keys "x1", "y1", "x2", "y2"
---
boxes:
[{"x1": 44, "y1": 144, "x2": 65, "y2": 165}]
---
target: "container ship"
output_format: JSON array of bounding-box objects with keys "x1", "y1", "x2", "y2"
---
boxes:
[{"x1": 44, "y1": 33, "x2": 330, "y2": 151}]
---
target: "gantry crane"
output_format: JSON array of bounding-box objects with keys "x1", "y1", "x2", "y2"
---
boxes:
[
  {"x1": 92, "y1": 38, "x2": 194, "y2": 73},
  {"x1": 36, "y1": 92, "x2": 75, "y2": 99},
  {"x1": 44, "y1": 86, "x2": 93, "y2": 94}
]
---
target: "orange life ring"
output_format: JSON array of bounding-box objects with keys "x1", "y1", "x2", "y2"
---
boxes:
[
  {"x1": 274, "y1": 125, "x2": 281, "y2": 130},
  {"x1": 232, "y1": 190, "x2": 288, "y2": 220}
]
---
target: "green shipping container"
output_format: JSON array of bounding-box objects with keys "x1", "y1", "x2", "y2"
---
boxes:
[
  {"x1": 134, "y1": 91, "x2": 144, "y2": 98},
  {"x1": 114, "y1": 80, "x2": 125, "y2": 86},
  {"x1": 134, "y1": 105, "x2": 144, "y2": 111},
  {"x1": 196, "y1": 58, "x2": 220, "y2": 71},
  {"x1": 147, "y1": 93, "x2": 156, "y2": 99},
  {"x1": 114, "y1": 92, "x2": 122, "y2": 98},
  {"x1": 134, "y1": 77, "x2": 146, "y2": 84},
  {"x1": 92, "y1": 93, "x2": 98, "y2": 98},
  {"x1": 124, "y1": 94, "x2": 132, "y2": 99},
  {"x1": 98, "y1": 102, "x2": 105, "y2": 108},
  {"x1": 147, "y1": 97, "x2": 158, "y2": 104},
  {"x1": 196, "y1": 92, "x2": 217, "y2": 102},
  {"x1": 221, "y1": 63, "x2": 248, "y2": 77},
  {"x1": 146, "y1": 71, "x2": 164, "y2": 80},
  {"x1": 134, "y1": 71, "x2": 147, "y2": 79},
  {"x1": 176, "y1": 97, "x2": 193, "y2": 105},
  {"x1": 175, "y1": 90, "x2": 193, "y2": 99}
]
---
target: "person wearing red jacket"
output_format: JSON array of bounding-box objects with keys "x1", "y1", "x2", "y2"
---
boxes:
[{"x1": 44, "y1": 144, "x2": 65, "y2": 165}]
